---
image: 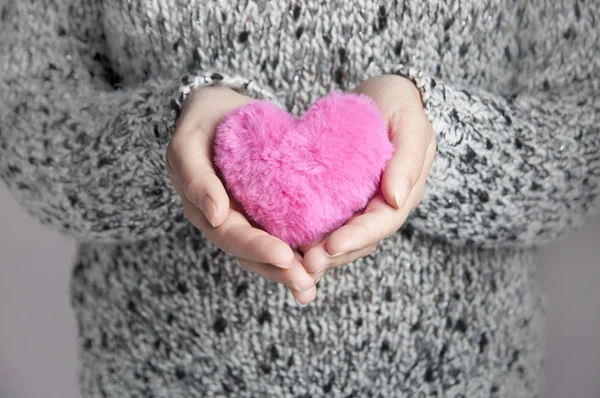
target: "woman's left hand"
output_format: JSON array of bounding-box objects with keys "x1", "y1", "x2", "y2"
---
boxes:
[{"x1": 301, "y1": 74, "x2": 437, "y2": 279}]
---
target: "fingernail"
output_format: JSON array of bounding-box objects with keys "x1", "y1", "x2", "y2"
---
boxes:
[
  {"x1": 325, "y1": 251, "x2": 345, "y2": 258},
  {"x1": 274, "y1": 261, "x2": 294, "y2": 269},
  {"x1": 290, "y1": 281, "x2": 314, "y2": 292},
  {"x1": 201, "y1": 195, "x2": 218, "y2": 227},
  {"x1": 289, "y1": 283, "x2": 303, "y2": 292},
  {"x1": 395, "y1": 176, "x2": 410, "y2": 208},
  {"x1": 311, "y1": 268, "x2": 327, "y2": 279},
  {"x1": 295, "y1": 298, "x2": 308, "y2": 308}
]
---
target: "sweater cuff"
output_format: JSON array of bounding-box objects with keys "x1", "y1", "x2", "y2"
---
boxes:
[{"x1": 173, "y1": 71, "x2": 277, "y2": 111}]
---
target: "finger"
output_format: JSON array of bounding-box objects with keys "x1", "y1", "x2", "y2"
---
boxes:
[
  {"x1": 167, "y1": 88, "x2": 253, "y2": 227},
  {"x1": 237, "y1": 255, "x2": 315, "y2": 292},
  {"x1": 299, "y1": 237, "x2": 324, "y2": 256},
  {"x1": 322, "y1": 195, "x2": 406, "y2": 258},
  {"x1": 404, "y1": 135, "x2": 437, "y2": 211},
  {"x1": 330, "y1": 133, "x2": 437, "y2": 254},
  {"x1": 182, "y1": 197, "x2": 294, "y2": 267},
  {"x1": 298, "y1": 211, "x2": 365, "y2": 255},
  {"x1": 329, "y1": 244, "x2": 378, "y2": 270},
  {"x1": 166, "y1": 159, "x2": 181, "y2": 196},
  {"x1": 325, "y1": 143, "x2": 435, "y2": 258},
  {"x1": 381, "y1": 108, "x2": 432, "y2": 209},
  {"x1": 327, "y1": 142, "x2": 433, "y2": 257},
  {"x1": 291, "y1": 285, "x2": 317, "y2": 307},
  {"x1": 166, "y1": 130, "x2": 229, "y2": 228},
  {"x1": 303, "y1": 236, "x2": 379, "y2": 275}
]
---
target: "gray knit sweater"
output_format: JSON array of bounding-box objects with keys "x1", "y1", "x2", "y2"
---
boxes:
[{"x1": 1, "y1": 0, "x2": 599, "y2": 397}]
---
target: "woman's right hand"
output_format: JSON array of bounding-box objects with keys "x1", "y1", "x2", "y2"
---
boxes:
[{"x1": 166, "y1": 86, "x2": 318, "y2": 305}]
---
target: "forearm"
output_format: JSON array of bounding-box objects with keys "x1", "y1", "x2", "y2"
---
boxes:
[
  {"x1": 393, "y1": 66, "x2": 600, "y2": 247},
  {"x1": 0, "y1": 1, "x2": 274, "y2": 242}
]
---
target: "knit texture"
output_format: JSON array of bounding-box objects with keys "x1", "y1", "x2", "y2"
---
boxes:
[
  {"x1": 0, "y1": 0, "x2": 599, "y2": 397},
  {"x1": 214, "y1": 92, "x2": 393, "y2": 248}
]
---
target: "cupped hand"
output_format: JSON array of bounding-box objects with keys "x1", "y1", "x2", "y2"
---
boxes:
[
  {"x1": 301, "y1": 75, "x2": 437, "y2": 278},
  {"x1": 166, "y1": 86, "x2": 318, "y2": 305}
]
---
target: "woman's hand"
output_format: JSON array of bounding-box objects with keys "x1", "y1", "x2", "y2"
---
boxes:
[
  {"x1": 166, "y1": 86, "x2": 318, "y2": 305},
  {"x1": 302, "y1": 75, "x2": 437, "y2": 278}
]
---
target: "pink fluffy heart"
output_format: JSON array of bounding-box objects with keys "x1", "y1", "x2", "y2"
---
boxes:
[{"x1": 214, "y1": 91, "x2": 394, "y2": 248}]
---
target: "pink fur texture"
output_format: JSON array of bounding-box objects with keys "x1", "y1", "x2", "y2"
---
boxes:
[{"x1": 214, "y1": 92, "x2": 394, "y2": 248}]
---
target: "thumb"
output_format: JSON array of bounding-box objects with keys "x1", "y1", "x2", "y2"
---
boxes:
[
  {"x1": 167, "y1": 87, "x2": 253, "y2": 227},
  {"x1": 381, "y1": 107, "x2": 431, "y2": 209},
  {"x1": 352, "y1": 75, "x2": 430, "y2": 210}
]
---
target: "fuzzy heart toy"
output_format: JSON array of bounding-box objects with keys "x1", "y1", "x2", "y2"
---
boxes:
[{"x1": 214, "y1": 92, "x2": 394, "y2": 248}]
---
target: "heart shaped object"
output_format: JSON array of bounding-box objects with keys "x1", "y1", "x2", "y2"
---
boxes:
[{"x1": 214, "y1": 92, "x2": 394, "y2": 248}]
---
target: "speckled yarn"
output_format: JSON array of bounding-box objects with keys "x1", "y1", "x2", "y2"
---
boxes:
[{"x1": 1, "y1": 0, "x2": 599, "y2": 397}]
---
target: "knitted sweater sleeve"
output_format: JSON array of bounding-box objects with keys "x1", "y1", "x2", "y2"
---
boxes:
[
  {"x1": 382, "y1": 4, "x2": 600, "y2": 248},
  {"x1": 0, "y1": 1, "x2": 273, "y2": 243}
]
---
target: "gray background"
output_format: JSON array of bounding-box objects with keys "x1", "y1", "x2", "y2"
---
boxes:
[{"x1": 0, "y1": 181, "x2": 598, "y2": 398}]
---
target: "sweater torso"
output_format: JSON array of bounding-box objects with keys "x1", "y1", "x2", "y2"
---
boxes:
[
  {"x1": 69, "y1": 1, "x2": 555, "y2": 396},
  {"x1": 7, "y1": 0, "x2": 597, "y2": 396}
]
